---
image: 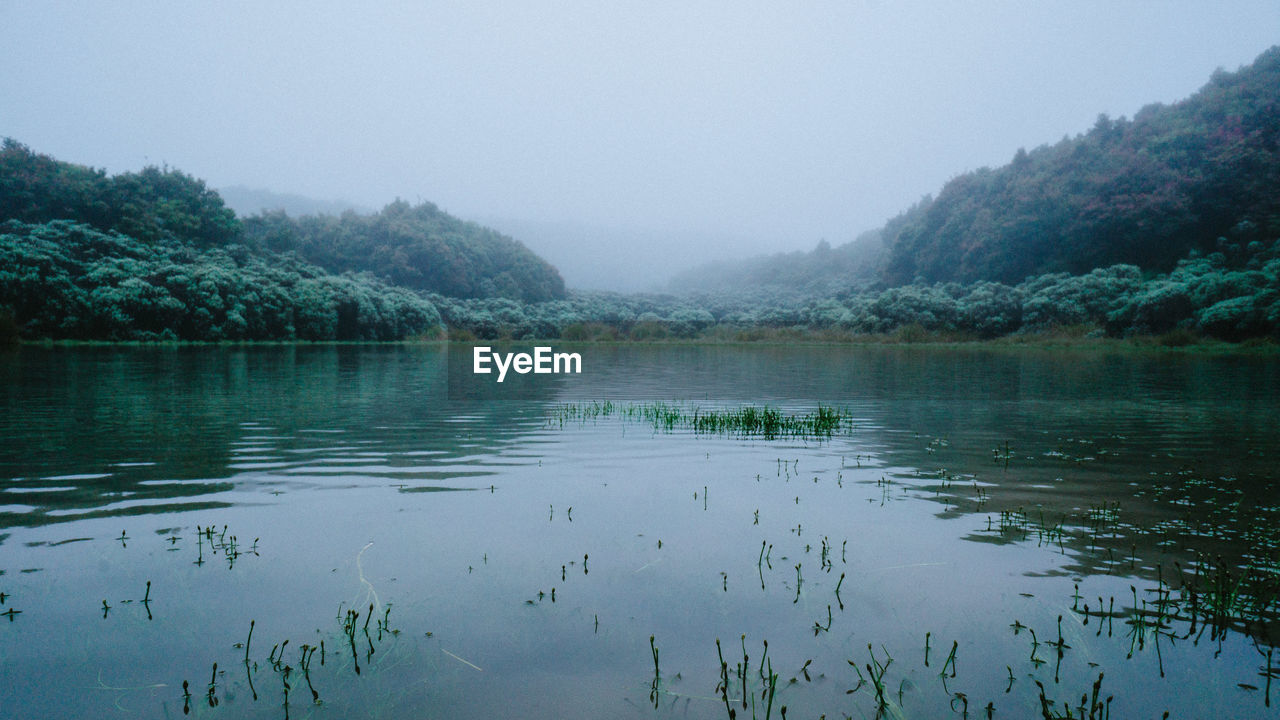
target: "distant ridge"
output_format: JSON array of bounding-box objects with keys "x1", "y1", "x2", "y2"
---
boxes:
[
  {"x1": 668, "y1": 229, "x2": 884, "y2": 296},
  {"x1": 218, "y1": 185, "x2": 370, "y2": 218}
]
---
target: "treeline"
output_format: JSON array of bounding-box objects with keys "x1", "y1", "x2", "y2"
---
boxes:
[
  {"x1": 0, "y1": 139, "x2": 239, "y2": 248},
  {"x1": 9, "y1": 217, "x2": 1273, "y2": 342},
  {"x1": 0, "y1": 221, "x2": 441, "y2": 341},
  {"x1": 434, "y1": 236, "x2": 1280, "y2": 342},
  {"x1": 241, "y1": 200, "x2": 565, "y2": 302},
  {"x1": 432, "y1": 291, "x2": 718, "y2": 341}
]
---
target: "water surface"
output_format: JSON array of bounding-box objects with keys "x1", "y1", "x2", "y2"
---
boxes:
[{"x1": 1, "y1": 345, "x2": 1277, "y2": 718}]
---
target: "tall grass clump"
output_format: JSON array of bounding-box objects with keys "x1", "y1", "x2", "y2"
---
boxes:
[{"x1": 550, "y1": 401, "x2": 851, "y2": 439}]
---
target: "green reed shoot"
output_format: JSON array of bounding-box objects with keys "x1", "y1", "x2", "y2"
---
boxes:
[{"x1": 650, "y1": 635, "x2": 660, "y2": 677}]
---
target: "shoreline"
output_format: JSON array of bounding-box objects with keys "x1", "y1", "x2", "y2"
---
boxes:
[{"x1": 7, "y1": 333, "x2": 1277, "y2": 355}]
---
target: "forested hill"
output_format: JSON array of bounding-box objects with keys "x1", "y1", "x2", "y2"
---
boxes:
[
  {"x1": 0, "y1": 140, "x2": 565, "y2": 303},
  {"x1": 240, "y1": 202, "x2": 565, "y2": 302},
  {"x1": 885, "y1": 45, "x2": 1280, "y2": 285},
  {"x1": 0, "y1": 140, "x2": 563, "y2": 340},
  {"x1": 674, "y1": 46, "x2": 1280, "y2": 294}
]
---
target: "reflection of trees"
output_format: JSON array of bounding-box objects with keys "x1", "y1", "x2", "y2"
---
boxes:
[{"x1": 0, "y1": 345, "x2": 561, "y2": 529}]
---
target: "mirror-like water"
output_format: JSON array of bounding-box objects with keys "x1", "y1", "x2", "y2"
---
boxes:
[{"x1": 1, "y1": 345, "x2": 1277, "y2": 718}]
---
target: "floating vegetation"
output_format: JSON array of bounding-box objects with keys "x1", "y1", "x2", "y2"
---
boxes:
[{"x1": 548, "y1": 401, "x2": 852, "y2": 439}]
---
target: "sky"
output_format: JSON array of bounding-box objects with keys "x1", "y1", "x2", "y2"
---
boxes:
[{"x1": 2, "y1": 2, "x2": 1278, "y2": 289}]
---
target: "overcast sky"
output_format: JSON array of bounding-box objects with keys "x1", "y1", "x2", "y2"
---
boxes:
[{"x1": 3, "y1": 2, "x2": 1278, "y2": 288}]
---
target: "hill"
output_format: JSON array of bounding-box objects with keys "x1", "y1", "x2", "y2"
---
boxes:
[
  {"x1": 0, "y1": 140, "x2": 571, "y2": 340},
  {"x1": 885, "y1": 46, "x2": 1280, "y2": 285},
  {"x1": 0, "y1": 140, "x2": 565, "y2": 304},
  {"x1": 673, "y1": 46, "x2": 1280, "y2": 294},
  {"x1": 241, "y1": 202, "x2": 565, "y2": 302}
]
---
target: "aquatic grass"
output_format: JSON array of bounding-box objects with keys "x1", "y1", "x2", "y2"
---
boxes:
[
  {"x1": 195, "y1": 453, "x2": 1280, "y2": 720},
  {"x1": 549, "y1": 401, "x2": 853, "y2": 439},
  {"x1": 1035, "y1": 672, "x2": 1110, "y2": 720},
  {"x1": 940, "y1": 640, "x2": 958, "y2": 678},
  {"x1": 811, "y1": 604, "x2": 832, "y2": 635},
  {"x1": 649, "y1": 635, "x2": 662, "y2": 709},
  {"x1": 650, "y1": 635, "x2": 660, "y2": 678},
  {"x1": 281, "y1": 663, "x2": 292, "y2": 720},
  {"x1": 300, "y1": 643, "x2": 320, "y2": 702},
  {"x1": 851, "y1": 644, "x2": 894, "y2": 716},
  {"x1": 32, "y1": 387, "x2": 1280, "y2": 719},
  {"x1": 715, "y1": 636, "x2": 780, "y2": 720},
  {"x1": 207, "y1": 662, "x2": 219, "y2": 708},
  {"x1": 201, "y1": 593, "x2": 407, "y2": 717}
]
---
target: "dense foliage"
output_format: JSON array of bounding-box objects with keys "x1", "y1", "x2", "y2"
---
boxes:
[
  {"x1": 0, "y1": 140, "x2": 575, "y2": 340},
  {"x1": 433, "y1": 235, "x2": 1280, "y2": 342},
  {"x1": 241, "y1": 201, "x2": 566, "y2": 302},
  {"x1": 0, "y1": 139, "x2": 240, "y2": 248},
  {"x1": 0, "y1": 221, "x2": 440, "y2": 341},
  {"x1": 1, "y1": 139, "x2": 563, "y2": 304},
  {"x1": 885, "y1": 47, "x2": 1280, "y2": 284}
]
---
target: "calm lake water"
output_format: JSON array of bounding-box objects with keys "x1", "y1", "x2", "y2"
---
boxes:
[{"x1": 1, "y1": 344, "x2": 1278, "y2": 719}]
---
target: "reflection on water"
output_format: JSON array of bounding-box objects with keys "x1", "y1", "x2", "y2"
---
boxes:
[
  {"x1": 0, "y1": 346, "x2": 557, "y2": 527},
  {"x1": 0, "y1": 344, "x2": 1277, "y2": 718}
]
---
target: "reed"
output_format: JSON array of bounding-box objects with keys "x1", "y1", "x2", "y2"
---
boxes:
[{"x1": 549, "y1": 401, "x2": 852, "y2": 439}]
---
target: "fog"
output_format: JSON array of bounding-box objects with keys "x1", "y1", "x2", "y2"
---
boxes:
[{"x1": 3, "y1": 1, "x2": 1277, "y2": 290}]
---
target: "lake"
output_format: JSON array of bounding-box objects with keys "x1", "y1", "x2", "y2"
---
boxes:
[{"x1": 1, "y1": 344, "x2": 1278, "y2": 719}]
